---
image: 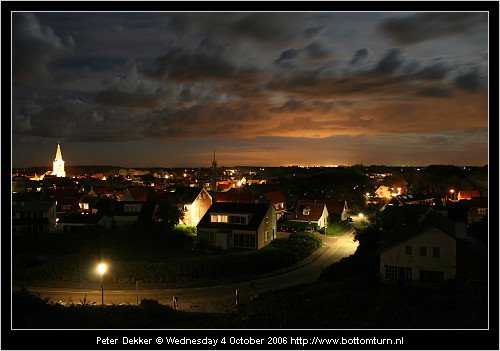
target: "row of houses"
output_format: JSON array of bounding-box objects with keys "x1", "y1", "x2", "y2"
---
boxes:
[{"x1": 12, "y1": 183, "x2": 352, "y2": 251}]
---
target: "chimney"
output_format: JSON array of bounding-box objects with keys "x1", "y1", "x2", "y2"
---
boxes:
[{"x1": 454, "y1": 221, "x2": 467, "y2": 239}]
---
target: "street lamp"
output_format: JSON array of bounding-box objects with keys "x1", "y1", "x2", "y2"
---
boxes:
[{"x1": 97, "y1": 263, "x2": 107, "y2": 306}]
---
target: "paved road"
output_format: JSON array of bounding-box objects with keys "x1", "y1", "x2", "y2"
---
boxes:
[{"x1": 14, "y1": 228, "x2": 358, "y2": 313}]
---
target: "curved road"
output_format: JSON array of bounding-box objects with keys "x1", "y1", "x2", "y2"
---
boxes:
[{"x1": 14, "y1": 228, "x2": 359, "y2": 313}]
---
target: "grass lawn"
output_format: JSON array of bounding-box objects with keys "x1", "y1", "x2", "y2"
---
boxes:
[{"x1": 13, "y1": 226, "x2": 321, "y2": 285}]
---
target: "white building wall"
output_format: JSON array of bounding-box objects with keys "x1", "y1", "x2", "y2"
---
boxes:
[{"x1": 380, "y1": 228, "x2": 456, "y2": 281}]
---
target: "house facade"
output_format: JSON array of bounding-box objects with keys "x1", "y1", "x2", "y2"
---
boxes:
[
  {"x1": 197, "y1": 202, "x2": 276, "y2": 250},
  {"x1": 378, "y1": 220, "x2": 460, "y2": 286}
]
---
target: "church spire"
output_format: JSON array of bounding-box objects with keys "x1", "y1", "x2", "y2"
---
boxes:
[
  {"x1": 55, "y1": 142, "x2": 63, "y2": 161},
  {"x1": 52, "y1": 142, "x2": 66, "y2": 177}
]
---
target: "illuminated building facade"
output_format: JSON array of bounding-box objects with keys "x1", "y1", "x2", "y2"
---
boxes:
[{"x1": 52, "y1": 143, "x2": 66, "y2": 177}]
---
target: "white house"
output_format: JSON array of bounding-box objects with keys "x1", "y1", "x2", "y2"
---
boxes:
[{"x1": 378, "y1": 218, "x2": 465, "y2": 286}]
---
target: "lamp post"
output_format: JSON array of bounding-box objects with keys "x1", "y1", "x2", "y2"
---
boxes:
[{"x1": 97, "y1": 263, "x2": 107, "y2": 306}]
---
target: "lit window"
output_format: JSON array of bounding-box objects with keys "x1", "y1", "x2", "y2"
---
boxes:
[
  {"x1": 210, "y1": 214, "x2": 228, "y2": 223},
  {"x1": 265, "y1": 230, "x2": 269, "y2": 241}
]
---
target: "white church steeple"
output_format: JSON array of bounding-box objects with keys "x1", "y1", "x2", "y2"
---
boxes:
[{"x1": 52, "y1": 142, "x2": 66, "y2": 177}]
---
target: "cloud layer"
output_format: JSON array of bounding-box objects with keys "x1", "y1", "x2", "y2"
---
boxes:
[{"x1": 12, "y1": 12, "x2": 489, "y2": 166}]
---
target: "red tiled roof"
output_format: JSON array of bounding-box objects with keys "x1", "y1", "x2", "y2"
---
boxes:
[
  {"x1": 212, "y1": 189, "x2": 254, "y2": 203},
  {"x1": 126, "y1": 186, "x2": 156, "y2": 201},
  {"x1": 293, "y1": 203, "x2": 327, "y2": 222},
  {"x1": 325, "y1": 200, "x2": 346, "y2": 214},
  {"x1": 296, "y1": 199, "x2": 346, "y2": 214},
  {"x1": 263, "y1": 191, "x2": 287, "y2": 210}
]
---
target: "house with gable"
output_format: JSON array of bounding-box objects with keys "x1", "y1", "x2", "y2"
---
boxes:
[
  {"x1": 173, "y1": 186, "x2": 212, "y2": 226},
  {"x1": 41, "y1": 187, "x2": 81, "y2": 217},
  {"x1": 78, "y1": 194, "x2": 99, "y2": 214},
  {"x1": 261, "y1": 191, "x2": 288, "y2": 220},
  {"x1": 197, "y1": 202, "x2": 276, "y2": 250},
  {"x1": 124, "y1": 186, "x2": 157, "y2": 202},
  {"x1": 325, "y1": 200, "x2": 349, "y2": 221},
  {"x1": 378, "y1": 216, "x2": 461, "y2": 286},
  {"x1": 88, "y1": 186, "x2": 125, "y2": 201},
  {"x1": 289, "y1": 199, "x2": 329, "y2": 230}
]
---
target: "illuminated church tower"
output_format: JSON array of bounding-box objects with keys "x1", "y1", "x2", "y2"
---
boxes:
[{"x1": 51, "y1": 142, "x2": 66, "y2": 177}]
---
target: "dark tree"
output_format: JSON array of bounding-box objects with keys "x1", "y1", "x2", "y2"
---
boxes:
[{"x1": 156, "y1": 198, "x2": 183, "y2": 230}]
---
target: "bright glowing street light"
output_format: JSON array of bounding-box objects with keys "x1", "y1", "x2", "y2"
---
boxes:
[
  {"x1": 358, "y1": 213, "x2": 364, "y2": 218},
  {"x1": 97, "y1": 263, "x2": 107, "y2": 306}
]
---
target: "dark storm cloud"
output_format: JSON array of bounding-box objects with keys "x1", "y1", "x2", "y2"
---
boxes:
[
  {"x1": 94, "y1": 88, "x2": 166, "y2": 109},
  {"x1": 275, "y1": 48, "x2": 299, "y2": 66},
  {"x1": 304, "y1": 42, "x2": 330, "y2": 60},
  {"x1": 417, "y1": 87, "x2": 453, "y2": 98},
  {"x1": 373, "y1": 49, "x2": 403, "y2": 74},
  {"x1": 454, "y1": 69, "x2": 484, "y2": 91},
  {"x1": 380, "y1": 13, "x2": 487, "y2": 45},
  {"x1": 149, "y1": 46, "x2": 248, "y2": 82},
  {"x1": 95, "y1": 62, "x2": 169, "y2": 108},
  {"x1": 145, "y1": 102, "x2": 272, "y2": 139},
  {"x1": 304, "y1": 26, "x2": 324, "y2": 37},
  {"x1": 414, "y1": 62, "x2": 449, "y2": 80},
  {"x1": 13, "y1": 98, "x2": 153, "y2": 143},
  {"x1": 275, "y1": 43, "x2": 331, "y2": 68},
  {"x1": 230, "y1": 13, "x2": 295, "y2": 43},
  {"x1": 167, "y1": 12, "x2": 297, "y2": 45},
  {"x1": 13, "y1": 13, "x2": 73, "y2": 81},
  {"x1": 350, "y1": 48, "x2": 369, "y2": 65},
  {"x1": 167, "y1": 13, "x2": 238, "y2": 35}
]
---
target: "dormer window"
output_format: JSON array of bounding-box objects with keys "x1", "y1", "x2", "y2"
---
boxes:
[{"x1": 303, "y1": 206, "x2": 311, "y2": 216}]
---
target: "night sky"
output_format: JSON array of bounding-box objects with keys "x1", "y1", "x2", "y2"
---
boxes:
[{"x1": 12, "y1": 12, "x2": 488, "y2": 168}]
